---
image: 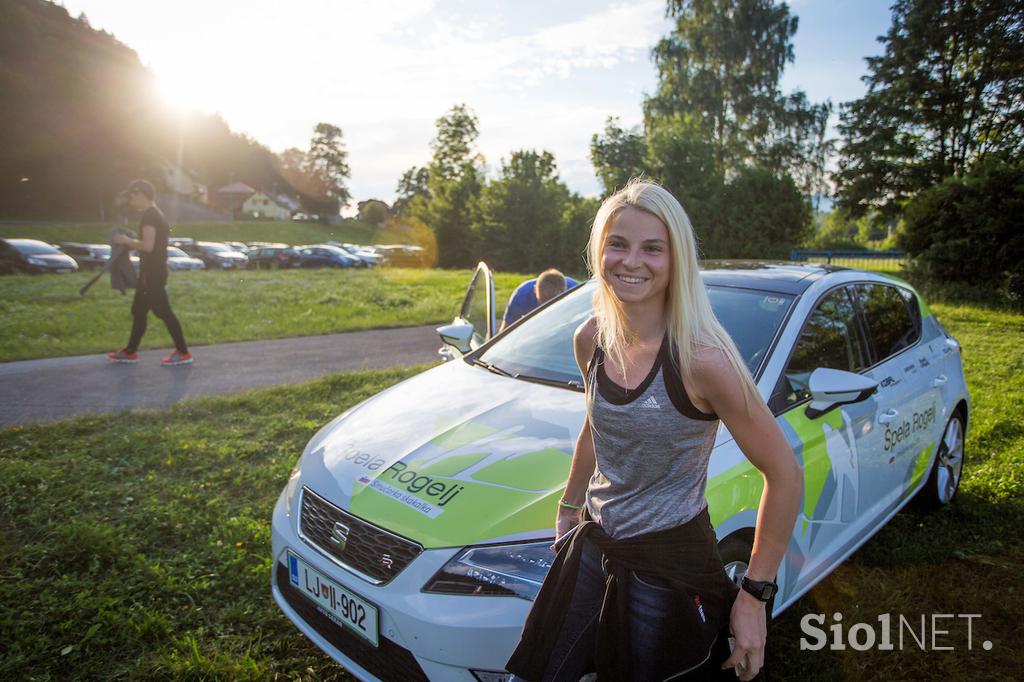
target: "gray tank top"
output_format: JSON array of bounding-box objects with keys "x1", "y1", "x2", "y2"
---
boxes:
[{"x1": 585, "y1": 334, "x2": 720, "y2": 539}]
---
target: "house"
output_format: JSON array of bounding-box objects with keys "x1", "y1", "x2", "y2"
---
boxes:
[
  {"x1": 214, "y1": 181, "x2": 256, "y2": 213},
  {"x1": 242, "y1": 192, "x2": 292, "y2": 220},
  {"x1": 159, "y1": 160, "x2": 208, "y2": 203}
]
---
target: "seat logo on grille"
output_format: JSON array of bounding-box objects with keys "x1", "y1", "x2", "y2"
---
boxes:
[
  {"x1": 380, "y1": 554, "x2": 394, "y2": 570},
  {"x1": 330, "y1": 521, "x2": 351, "y2": 550}
]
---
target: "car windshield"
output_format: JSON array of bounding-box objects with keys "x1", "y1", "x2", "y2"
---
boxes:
[
  {"x1": 12, "y1": 240, "x2": 60, "y2": 255},
  {"x1": 478, "y1": 281, "x2": 793, "y2": 385},
  {"x1": 167, "y1": 247, "x2": 187, "y2": 257},
  {"x1": 201, "y1": 243, "x2": 231, "y2": 253}
]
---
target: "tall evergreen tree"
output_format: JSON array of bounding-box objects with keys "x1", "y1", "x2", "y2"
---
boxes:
[
  {"x1": 305, "y1": 123, "x2": 351, "y2": 213},
  {"x1": 835, "y1": 0, "x2": 1024, "y2": 220}
]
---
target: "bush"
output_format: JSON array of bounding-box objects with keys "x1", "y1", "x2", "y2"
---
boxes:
[{"x1": 900, "y1": 160, "x2": 1024, "y2": 303}]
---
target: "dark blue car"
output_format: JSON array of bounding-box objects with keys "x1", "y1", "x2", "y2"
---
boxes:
[{"x1": 292, "y1": 244, "x2": 359, "y2": 269}]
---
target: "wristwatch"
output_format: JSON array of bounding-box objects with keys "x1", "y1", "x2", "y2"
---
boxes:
[{"x1": 740, "y1": 575, "x2": 778, "y2": 602}]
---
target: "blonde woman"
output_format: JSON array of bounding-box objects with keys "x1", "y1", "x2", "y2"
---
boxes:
[{"x1": 506, "y1": 180, "x2": 802, "y2": 681}]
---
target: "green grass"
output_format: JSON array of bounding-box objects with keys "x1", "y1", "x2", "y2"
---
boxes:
[
  {"x1": 0, "y1": 302, "x2": 1021, "y2": 680},
  {"x1": 0, "y1": 268, "x2": 532, "y2": 362},
  {"x1": 0, "y1": 220, "x2": 409, "y2": 248},
  {"x1": 0, "y1": 364, "x2": 431, "y2": 681}
]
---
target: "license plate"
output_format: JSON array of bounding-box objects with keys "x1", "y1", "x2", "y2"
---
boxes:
[{"x1": 286, "y1": 550, "x2": 379, "y2": 647}]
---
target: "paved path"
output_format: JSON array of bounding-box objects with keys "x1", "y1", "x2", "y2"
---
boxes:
[{"x1": 0, "y1": 325, "x2": 443, "y2": 428}]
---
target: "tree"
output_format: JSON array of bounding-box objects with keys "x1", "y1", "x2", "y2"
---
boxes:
[
  {"x1": 479, "y1": 150, "x2": 571, "y2": 272},
  {"x1": 709, "y1": 167, "x2": 811, "y2": 259},
  {"x1": 835, "y1": 0, "x2": 1024, "y2": 220},
  {"x1": 645, "y1": 0, "x2": 830, "y2": 180},
  {"x1": 899, "y1": 159, "x2": 1024, "y2": 299},
  {"x1": 357, "y1": 199, "x2": 390, "y2": 225},
  {"x1": 590, "y1": 117, "x2": 647, "y2": 196},
  {"x1": 393, "y1": 165, "x2": 430, "y2": 215},
  {"x1": 426, "y1": 105, "x2": 485, "y2": 268},
  {"x1": 305, "y1": 123, "x2": 351, "y2": 212}
]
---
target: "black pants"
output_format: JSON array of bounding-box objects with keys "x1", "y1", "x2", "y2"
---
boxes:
[{"x1": 125, "y1": 280, "x2": 188, "y2": 354}]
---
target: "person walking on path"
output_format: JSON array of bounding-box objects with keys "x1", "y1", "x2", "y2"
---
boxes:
[
  {"x1": 106, "y1": 179, "x2": 192, "y2": 366},
  {"x1": 506, "y1": 180, "x2": 802, "y2": 681}
]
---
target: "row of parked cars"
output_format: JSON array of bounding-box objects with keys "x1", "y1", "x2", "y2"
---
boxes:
[{"x1": 0, "y1": 237, "x2": 428, "y2": 275}]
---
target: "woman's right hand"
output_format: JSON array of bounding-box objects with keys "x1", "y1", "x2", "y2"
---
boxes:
[{"x1": 551, "y1": 505, "x2": 582, "y2": 552}]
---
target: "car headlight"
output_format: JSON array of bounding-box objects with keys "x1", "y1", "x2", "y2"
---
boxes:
[
  {"x1": 27, "y1": 256, "x2": 48, "y2": 265},
  {"x1": 284, "y1": 457, "x2": 302, "y2": 516},
  {"x1": 423, "y1": 541, "x2": 554, "y2": 601}
]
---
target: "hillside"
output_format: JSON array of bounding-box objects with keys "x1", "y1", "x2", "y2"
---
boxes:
[{"x1": 0, "y1": 0, "x2": 306, "y2": 221}]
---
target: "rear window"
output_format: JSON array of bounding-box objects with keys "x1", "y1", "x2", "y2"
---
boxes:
[
  {"x1": 12, "y1": 240, "x2": 60, "y2": 255},
  {"x1": 850, "y1": 283, "x2": 921, "y2": 363}
]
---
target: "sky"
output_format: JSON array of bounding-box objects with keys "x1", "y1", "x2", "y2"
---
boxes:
[{"x1": 60, "y1": 0, "x2": 895, "y2": 207}]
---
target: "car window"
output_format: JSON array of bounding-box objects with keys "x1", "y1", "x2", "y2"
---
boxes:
[
  {"x1": 478, "y1": 282, "x2": 792, "y2": 385},
  {"x1": 460, "y1": 266, "x2": 491, "y2": 350},
  {"x1": 167, "y1": 247, "x2": 187, "y2": 257},
  {"x1": 778, "y1": 287, "x2": 868, "y2": 409},
  {"x1": 849, "y1": 283, "x2": 921, "y2": 363},
  {"x1": 14, "y1": 241, "x2": 60, "y2": 255}
]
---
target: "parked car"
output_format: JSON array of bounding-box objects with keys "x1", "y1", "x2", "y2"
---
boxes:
[
  {"x1": 175, "y1": 241, "x2": 248, "y2": 269},
  {"x1": 166, "y1": 246, "x2": 205, "y2": 271},
  {"x1": 292, "y1": 244, "x2": 360, "y2": 269},
  {"x1": 249, "y1": 244, "x2": 298, "y2": 270},
  {"x1": 0, "y1": 239, "x2": 79, "y2": 274},
  {"x1": 271, "y1": 262, "x2": 970, "y2": 681},
  {"x1": 333, "y1": 242, "x2": 383, "y2": 268},
  {"x1": 373, "y1": 243, "x2": 428, "y2": 268},
  {"x1": 225, "y1": 241, "x2": 250, "y2": 254},
  {"x1": 58, "y1": 242, "x2": 111, "y2": 270}
]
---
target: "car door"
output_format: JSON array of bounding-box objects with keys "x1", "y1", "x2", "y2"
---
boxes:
[
  {"x1": 771, "y1": 286, "x2": 874, "y2": 583},
  {"x1": 849, "y1": 282, "x2": 941, "y2": 518},
  {"x1": 458, "y1": 262, "x2": 495, "y2": 351},
  {"x1": 437, "y1": 262, "x2": 494, "y2": 358}
]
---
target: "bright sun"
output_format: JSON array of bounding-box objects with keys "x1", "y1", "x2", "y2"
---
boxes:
[{"x1": 156, "y1": 68, "x2": 215, "y2": 115}]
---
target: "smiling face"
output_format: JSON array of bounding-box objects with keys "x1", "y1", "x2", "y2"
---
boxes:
[{"x1": 601, "y1": 206, "x2": 672, "y2": 305}]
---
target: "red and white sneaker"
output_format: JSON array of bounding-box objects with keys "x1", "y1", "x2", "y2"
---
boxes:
[
  {"x1": 107, "y1": 349, "x2": 138, "y2": 363},
  {"x1": 160, "y1": 351, "x2": 193, "y2": 366}
]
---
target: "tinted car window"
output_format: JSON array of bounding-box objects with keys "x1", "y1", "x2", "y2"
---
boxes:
[
  {"x1": 779, "y1": 287, "x2": 868, "y2": 408},
  {"x1": 850, "y1": 283, "x2": 921, "y2": 362}
]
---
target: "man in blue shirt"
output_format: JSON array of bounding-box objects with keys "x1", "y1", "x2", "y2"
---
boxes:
[{"x1": 500, "y1": 268, "x2": 578, "y2": 332}]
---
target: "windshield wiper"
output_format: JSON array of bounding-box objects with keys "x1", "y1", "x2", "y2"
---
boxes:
[
  {"x1": 469, "y1": 358, "x2": 514, "y2": 377},
  {"x1": 511, "y1": 373, "x2": 584, "y2": 392}
]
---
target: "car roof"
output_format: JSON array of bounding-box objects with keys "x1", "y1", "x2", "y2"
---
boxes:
[
  {"x1": 698, "y1": 260, "x2": 846, "y2": 295},
  {"x1": 4, "y1": 238, "x2": 53, "y2": 247}
]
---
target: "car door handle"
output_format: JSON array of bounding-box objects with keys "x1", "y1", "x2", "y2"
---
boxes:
[
  {"x1": 877, "y1": 409, "x2": 899, "y2": 424},
  {"x1": 932, "y1": 374, "x2": 948, "y2": 387}
]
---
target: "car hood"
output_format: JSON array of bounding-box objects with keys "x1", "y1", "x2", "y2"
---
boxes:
[{"x1": 298, "y1": 360, "x2": 585, "y2": 548}]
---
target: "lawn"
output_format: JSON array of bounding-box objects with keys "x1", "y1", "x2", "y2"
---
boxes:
[
  {"x1": 0, "y1": 219, "x2": 409, "y2": 248},
  {"x1": 0, "y1": 301, "x2": 1021, "y2": 680},
  {"x1": 0, "y1": 268, "x2": 535, "y2": 362}
]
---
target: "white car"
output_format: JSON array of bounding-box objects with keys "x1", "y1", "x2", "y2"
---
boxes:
[{"x1": 271, "y1": 262, "x2": 969, "y2": 681}]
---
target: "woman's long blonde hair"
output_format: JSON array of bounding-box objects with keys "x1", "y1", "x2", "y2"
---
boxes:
[{"x1": 586, "y1": 178, "x2": 761, "y2": 410}]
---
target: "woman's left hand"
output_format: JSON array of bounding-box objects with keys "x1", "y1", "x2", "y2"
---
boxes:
[{"x1": 721, "y1": 591, "x2": 766, "y2": 680}]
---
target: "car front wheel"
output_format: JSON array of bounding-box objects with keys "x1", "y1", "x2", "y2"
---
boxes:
[{"x1": 915, "y1": 412, "x2": 965, "y2": 510}]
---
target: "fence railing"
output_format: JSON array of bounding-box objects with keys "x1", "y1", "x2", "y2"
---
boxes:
[{"x1": 790, "y1": 249, "x2": 908, "y2": 273}]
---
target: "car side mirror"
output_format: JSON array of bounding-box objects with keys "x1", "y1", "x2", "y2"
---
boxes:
[
  {"x1": 805, "y1": 367, "x2": 878, "y2": 419},
  {"x1": 436, "y1": 321, "x2": 474, "y2": 355}
]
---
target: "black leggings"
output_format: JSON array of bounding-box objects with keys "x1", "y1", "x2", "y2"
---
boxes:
[{"x1": 125, "y1": 282, "x2": 188, "y2": 354}]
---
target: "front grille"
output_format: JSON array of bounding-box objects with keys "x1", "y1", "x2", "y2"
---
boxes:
[
  {"x1": 299, "y1": 487, "x2": 423, "y2": 583},
  {"x1": 277, "y1": 563, "x2": 429, "y2": 682}
]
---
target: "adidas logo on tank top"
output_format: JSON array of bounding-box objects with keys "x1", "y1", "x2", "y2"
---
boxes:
[{"x1": 639, "y1": 395, "x2": 660, "y2": 409}]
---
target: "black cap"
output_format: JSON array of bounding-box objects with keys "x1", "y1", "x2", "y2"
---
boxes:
[{"x1": 121, "y1": 178, "x2": 156, "y2": 200}]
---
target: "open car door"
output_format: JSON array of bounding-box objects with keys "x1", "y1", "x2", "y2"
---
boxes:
[{"x1": 437, "y1": 262, "x2": 495, "y2": 359}]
